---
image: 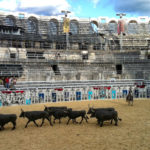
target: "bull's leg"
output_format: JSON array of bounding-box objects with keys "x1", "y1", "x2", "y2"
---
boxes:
[
  {"x1": 59, "y1": 118, "x2": 61, "y2": 124},
  {"x1": 84, "y1": 116, "x2": 88, "y2": 123},
  {"x1": 110, "y1": 119, "x2": 113, "y2": 124},
  {"x1": 100, "y1": 121, "x2": 103, "y2": 127},
  {"x1": 86, "y1": 115, "x2": 89, "y2": 119},
  {"x1": 114, "y1": 118, "x2": 118, "y2": 126},
  {"x1": 97, "y1": 119, "x2": 100, "y2": 125},
  {"x1": 72, "y1": 119, "x2": 77, "y2": 124},
  {"x1": 25, "y1": 120, "x2": 31, "y2": 128},
  {"x1": 45, "y1": 116, "x2": 53, "y2": 126},
  {"x1": 40, "y1": 118, "x2": 45, "y2": 127},
  {"x1": 33, "y1": 120, "x2": 39, "y2": 127},
  {"x1": 11, "y1": 121, "x2": 16, "y2": 130},
  {"x1": 73, "y1": 119, "x2": 78, "y2": 123},
  {"x1": 67, "y1": 118, "x2": 71, "y2": 125},
  {"x1": 79, "y1": 117, "x2": 83, "y2": 124}
]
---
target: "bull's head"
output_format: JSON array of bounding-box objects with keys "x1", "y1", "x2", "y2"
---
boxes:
[
  {"x1": 90, "y1": 111, "x2": 96, "y2": 118},
  {"x1": 19, "y1": 108, "x2": 25, "y2": 118},
  {"x1": 87, "y1": 104, "x2": 94, "y2": 114}
]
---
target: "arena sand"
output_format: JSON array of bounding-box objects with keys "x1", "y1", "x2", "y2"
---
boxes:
[{"x1": 0, "y1": 99, "x2": 150, "y2": 150}]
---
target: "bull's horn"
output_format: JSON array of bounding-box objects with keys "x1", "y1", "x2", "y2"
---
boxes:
[
  {"x1": 88, "y1": 104, "x2": 90, "y2": 108},
  {"x1": 91, "y1": 108, "x2": 94, "y2": 112},
  {"x1": 44, "y1": 105, "x2": 47, "y2": 108},
  {"x1": 21, "y1": 108, "x2": 24, "y2": 112}
]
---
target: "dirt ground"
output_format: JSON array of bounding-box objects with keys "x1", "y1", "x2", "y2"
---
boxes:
[{"x1": 0, "y1": 99, "x2": 150, "y2": 150}]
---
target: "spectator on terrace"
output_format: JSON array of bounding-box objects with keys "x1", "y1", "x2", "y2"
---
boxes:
[
  {"x1": 9, "y1": 77, "x2": 13, "y2": 88},
  {"x1": 0, "y1": 78, "x2": 3, "y2": 85},
  {"x1": 5, "y1": 77, "x2": 10, "y2": 89},
  {"x1": 13, "y1": 77, "x2": 17, "y2": 85}
]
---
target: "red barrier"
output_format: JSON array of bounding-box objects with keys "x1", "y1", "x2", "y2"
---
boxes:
[
  {"x1": 93, "y1": 86, "x2": 111, "y2": 90},
  {"x1": 2, "y1": 90, "x2": 24, "y2": 94},
  {"x1": 55, "y1": 88, "x2": 63, "y2": 91}
]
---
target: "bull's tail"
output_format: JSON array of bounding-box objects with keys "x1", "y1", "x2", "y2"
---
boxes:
[{"x1": 118, "y1": 117, "x2": 122, "y2": 121}]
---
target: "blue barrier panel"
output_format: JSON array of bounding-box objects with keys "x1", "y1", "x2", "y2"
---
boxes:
[
  {"x1": 26, "y1": 99, "x2": 31, "y2": 105},
  {"x1": 112, "y1": 90, "x2": 116, "y2": 99},
  {"x1": 52, "y1": 93, "x2": 56, "y2": 102},
  {"x1": 147, "y1": 88, "x2": 150, "y2": 98},
  {"x1": 76, "y1": 91, "x2": 81, "y2": 100},
  {"x1": 88, "y1": 91, "x2": 93, "y2": 100},
  {"x1": 123, "y1": 90, "x2": 127, "y2": 98},
  {"x1": 0, "y1": 100, "x2": 2, "y2": 107},
  {"x1": 39, "y1": 93, "x2": 44, "y2": 102},
  {"x1": 64, "y1": 92, "x2": 69, "y2": 101}
]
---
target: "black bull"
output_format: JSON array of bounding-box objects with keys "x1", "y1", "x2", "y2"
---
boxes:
[
  {"x1": 0, "y1": 114, "x2": 17, "y2": 130},
  {"x1": 66, "y1": 109, "x2": 89, "y2": 124},
  {"x1": 19, "y1": 109, "x2": 53, "y2": 128},
  {"x1": 90, "y1": 109, "x2": 122, "y2": 127},
  {"x1": 44, "y1": 106, "x2": 68, "y2": 123},
  {"x1": 47, "y1": 109, "x2": 68, "y2": 124},
  {"x1": 87, "y1": 107, "x2": 115, "y2": 124}
]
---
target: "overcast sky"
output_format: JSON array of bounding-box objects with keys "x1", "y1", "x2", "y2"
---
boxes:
[{"x1": 0, "y1": 0, "x2": 150, "y2": 18}]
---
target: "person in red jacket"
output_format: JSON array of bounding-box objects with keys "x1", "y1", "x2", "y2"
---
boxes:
[{"x1": 5, "y1": 77, "x2": 9, "y2": 89}]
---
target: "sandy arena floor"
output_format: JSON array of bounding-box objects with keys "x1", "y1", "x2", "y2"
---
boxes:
[{"x1": 0, "y1": 99, "x2": 150, "y2": 150}]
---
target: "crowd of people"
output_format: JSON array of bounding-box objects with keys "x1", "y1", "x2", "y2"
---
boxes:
[{"x1": 0, "y1": 77, "x2": 17, "y2": 89}]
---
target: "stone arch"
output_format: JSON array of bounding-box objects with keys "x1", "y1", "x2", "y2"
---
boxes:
[
  {"x1": 27, "y1": 16, "x2": 38, "y2": 33},
  {"x1": 108, "y1": 20, "x2": 117, "y2": 33},
  {"x1": 70, "y1": 19, "x2": 79, "y2": 34},
  {"x1": 128, "y1": 20, "x2": 138, "y2": 34},
  {"x1": 139, "y1": 23, "x2": 147, "y2": 34},
  {"x1": 49, "y1": 19, "x2": 58, "y2": 35},
  {"x1": 5, "y1": 15, "x2": 16, "y2": 26},
  {"x1": 90, "y1": 20, "x2": 99, "y2": 33}
]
